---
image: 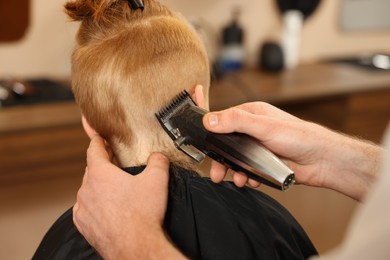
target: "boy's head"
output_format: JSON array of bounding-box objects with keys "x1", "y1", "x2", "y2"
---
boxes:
[{"x1": 65, "y1": 0, "x2": 210, "y2": 168}]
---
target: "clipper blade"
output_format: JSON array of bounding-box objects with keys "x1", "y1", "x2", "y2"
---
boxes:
[
  {"x1": 156, "y1": 91, "x2": 205, "y2": 162},
  {"x1": 156, "y1": 91, "x2": 194, "y2": 122}
]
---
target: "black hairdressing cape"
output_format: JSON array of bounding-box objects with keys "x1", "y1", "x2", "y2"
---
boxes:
[{"x1": 33, "y1": 166, "x2": 317, "y2": 260}]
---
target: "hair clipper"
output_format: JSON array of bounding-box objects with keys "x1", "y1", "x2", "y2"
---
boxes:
[{"x1": 155, "y1": 91, "x2": 295, "y2": 191}]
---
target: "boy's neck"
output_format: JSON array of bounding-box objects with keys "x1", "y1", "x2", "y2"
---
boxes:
[{"x1": 111, "y1": 140, "x2": 151, "y2": 168}]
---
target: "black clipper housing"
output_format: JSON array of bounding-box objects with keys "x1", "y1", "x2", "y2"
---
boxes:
[{"x1": 155, "y1": 91, "x2": 295, "y2": 191}]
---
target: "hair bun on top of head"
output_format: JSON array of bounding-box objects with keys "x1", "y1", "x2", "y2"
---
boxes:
[
  {"x1": 65, "y1": 0, "x2": 173, "y2": 45},
  {"x1": 65, "y1": 0, "x2": 144, "y2": 22},
  {"x1": 127, "y1": 0, "x2": 144, "y2": 10}
]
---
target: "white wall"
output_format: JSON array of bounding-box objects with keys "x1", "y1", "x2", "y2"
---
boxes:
[
  {"x1": 166, "y1": 0, "x2": 390, "y2": 64},
  {"x1": 1, "y1": 0, "x2": 390, "y2": 78}
]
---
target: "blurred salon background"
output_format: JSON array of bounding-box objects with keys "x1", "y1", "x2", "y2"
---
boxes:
[{"x1": 1, "y1": 0, "x2": 390, "y2": 259}]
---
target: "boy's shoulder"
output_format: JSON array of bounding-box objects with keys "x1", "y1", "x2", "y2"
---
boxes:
[
  {"x1": 33, "y1": 166, "x2": 317, "y2": 260},
  {"x1": 166, "y1": 167, "x2": 317, "y2": 259},
  {"x1": 32, "y1": 208, "x2": 102, "y2": 260}
]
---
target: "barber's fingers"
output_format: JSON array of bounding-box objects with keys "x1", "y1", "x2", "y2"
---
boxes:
[
  {"x1": 145, "y1": 153, "x2": 169, "y2": 175},
  {"x1": 81, "y1": 167, "x2": 88, "y2": 186},
  {"x1": 229, "y1": 102, "x2": 277, "y2": 118},
  {"x1": 203, "y1": 107, "x2": 246, "y2": 133},
  {"x1": 209, "y1": 161, "x2": 228, "y2": 183},
  {"x1": 203, "y1": 106, "x2": 275, "y2": 139},
  {"x1": 73, "y1": 203, "x2": 83, "y2": 234},
  {"x1": 234, "y1": 102, "x2": 298, "y2": 121},
  {"x1": 87, "y1": 135, "x2": 112, "y2": 167},
  {"x1": 143, "y1": 153, "x2": 170, "y2": 187},
  {"x1": 230, "y1": 171, "x2": 260, "y2": 188},
  {"x1": 210, "y1": 160, "x2": 261, "y2": 188},
  {"x1": 247, "y1": 178, "x2": 261, "y2": 188},
  {"x1": 232, "y1": 172, "x2": 249, "y2": 188},
  {"x1": 73, "y1": 201, "x2": 98, "y2": 248},
  {"x1": 203, "y1": 101, "x2": 301, "y2": 138}
]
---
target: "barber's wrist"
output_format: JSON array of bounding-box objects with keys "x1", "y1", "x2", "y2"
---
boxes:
[{"x1": 325, "y1": 133, "x2": 382, "y2": 201}]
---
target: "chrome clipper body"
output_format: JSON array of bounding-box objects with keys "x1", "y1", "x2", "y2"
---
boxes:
[{"x1": 155, "y1": 91, "x2": 295, "y2": 191}]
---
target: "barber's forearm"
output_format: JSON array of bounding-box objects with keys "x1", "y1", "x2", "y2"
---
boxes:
[{"x1": 324, "y1": 133, "x2": 383, "y2": 201}]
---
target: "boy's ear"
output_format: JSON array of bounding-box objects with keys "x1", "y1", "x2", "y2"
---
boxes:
[
  {"x1": 81, "y1": 116, "x2": 98, "y2": 140},
  {"x1": 191, "y1": 84, "x2": 206, "y2": 109}
]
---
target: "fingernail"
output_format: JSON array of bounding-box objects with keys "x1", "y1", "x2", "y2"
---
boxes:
[{"x1": 208, "y1": 114, "x2": 219, "y2": 127}]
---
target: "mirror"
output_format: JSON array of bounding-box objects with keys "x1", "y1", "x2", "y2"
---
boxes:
[
  {"x1": 0, "y1": 0, "x2": 30, "y2": 42},
  {"x1": 340, "y1": 0, "x2": 390, "y2": 31}
]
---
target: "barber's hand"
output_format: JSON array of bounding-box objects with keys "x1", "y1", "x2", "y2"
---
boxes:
[
  {"x1": 203, "y1": 102, "x2": 381, "y2": 201},
  {"x1": 203, "y1": 102, "x2": 315, "y2": 187},
  {"x1": 73, "y1": 135, "x2": 183, "y2": 259}
]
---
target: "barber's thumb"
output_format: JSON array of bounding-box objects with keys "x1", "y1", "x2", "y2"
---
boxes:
[
  {"x1": 203, "y1": 112, "x2": 234, "y2": 133},
  {"x1": 203, "y1": 113, "x2": 219, "y2": 129},
  {"x1": 145, "y1": 153, "x2": 170, "y2": 179}
]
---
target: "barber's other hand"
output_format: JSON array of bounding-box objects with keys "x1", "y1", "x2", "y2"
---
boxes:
[
  {"x1": 73, "y1": 135, "x2": 181, "y2": 259},
  {"x1": 203, "y1": 102, "x2": 381, "y2": 201}
]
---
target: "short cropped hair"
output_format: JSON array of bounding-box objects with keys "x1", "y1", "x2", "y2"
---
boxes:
[{"x1": 65, "y1": 0, "x2": 210, "y2": 167}]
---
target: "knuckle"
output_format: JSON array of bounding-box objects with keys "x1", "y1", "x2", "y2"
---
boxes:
[
  {"x1": 227, "y1": 107, "x2": 244, "y2": 123},
  {"x1": 76, "y1": 189, "x2": 85, "y2": 204}
]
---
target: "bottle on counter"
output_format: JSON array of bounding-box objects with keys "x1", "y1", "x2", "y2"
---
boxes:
[{"x1": 217, "y1": 7, "x2": 245, "y2": 73}]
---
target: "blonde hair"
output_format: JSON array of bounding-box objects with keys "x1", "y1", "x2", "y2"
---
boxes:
[{"x1": 65, "y1": 0, "x2": 210, "y2": 168}]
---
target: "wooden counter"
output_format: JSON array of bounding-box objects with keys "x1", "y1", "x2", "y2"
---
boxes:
[
  {"x1": 0, "y1": 102, "x2": 89, "y2": 185},
  {"x1": 210, "y1": 62, "x2": 390, "y2": 143},
  {"x1": 210, "y1": 62, "x2": 390, "y2": 108}
]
